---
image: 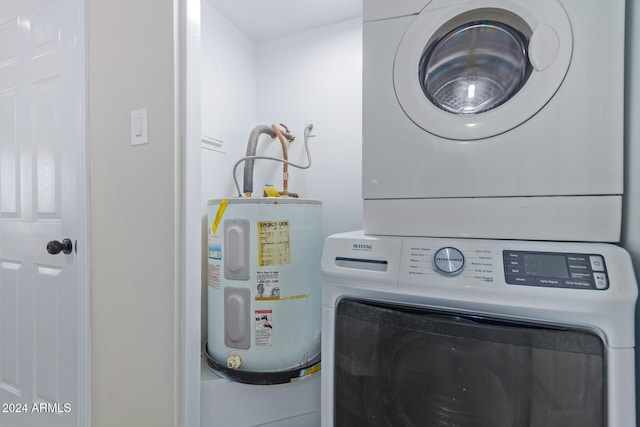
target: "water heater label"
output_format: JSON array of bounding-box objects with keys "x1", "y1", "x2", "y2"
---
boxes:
[
  {"x1": 255, "y1": 309, "x2": 273, "y2": 347},
  {"x1": 257, "y1": 220, "x2": 291, "y2": 266},
  {"x1": 256, "y1": 270, "x2": 281, "y2": 300}
]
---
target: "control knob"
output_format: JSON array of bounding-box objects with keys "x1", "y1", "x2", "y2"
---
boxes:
[{"x1": 433, "y1": 247, "x2": 464, "y2": 276}]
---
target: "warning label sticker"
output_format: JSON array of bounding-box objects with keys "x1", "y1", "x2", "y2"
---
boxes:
[
  {"x1": 255, "y1": 309, "x2": 273, "y2": 347},
  {"x1": 256, "y1": 270, "x2": 280, "y2": 300},
  {"x1": 208, "y1": 263, "x2": 221, "y2": 289},
  {"x1": 257, "y1": 220, "x2": 291, "y2": 266}
]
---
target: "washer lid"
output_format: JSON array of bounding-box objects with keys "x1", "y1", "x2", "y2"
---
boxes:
[{"x1": 393, "y1": 0, "x2": 572, "y2": 140}]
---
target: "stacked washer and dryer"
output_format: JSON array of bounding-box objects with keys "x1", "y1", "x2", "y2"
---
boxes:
[{"x1": 322, "y1": 0, "x2": 638, "y2": 426}]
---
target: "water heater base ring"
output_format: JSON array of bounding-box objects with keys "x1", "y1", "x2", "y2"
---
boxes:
[{"x1": 203, "y1": 341, "x2": 321, "y2": 385}]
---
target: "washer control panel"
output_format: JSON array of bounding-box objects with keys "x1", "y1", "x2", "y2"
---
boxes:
[{"x1": 503, "y1": 251, "x2": 609, "y2": 290}]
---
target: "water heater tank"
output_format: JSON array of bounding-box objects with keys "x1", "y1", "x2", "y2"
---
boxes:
[{"x1": 205, "y1": 198, "x2": 322, "y2": 384}]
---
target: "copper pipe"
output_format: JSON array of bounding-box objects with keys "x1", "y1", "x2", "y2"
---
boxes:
[{"x1": 271, "y1": 124, "x2": 290, "y2": 196}]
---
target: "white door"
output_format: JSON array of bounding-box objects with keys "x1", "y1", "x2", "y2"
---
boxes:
[{"x1": 0, "y1": 0, "x2": 88, "y2": 426}]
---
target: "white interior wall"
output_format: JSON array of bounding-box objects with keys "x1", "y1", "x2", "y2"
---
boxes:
[
  {"x1": 200, "y1": 0, "x2": 258, "y2": 198},
  {"x1": 200, "y1": 11, "x2": 363, "y2": 238},
  {"x1": 89, "y1": 0, "x2": 179, "y2": 425},
  {"x1": 255, "y1": 19, "x2": 363, "y2": 238}
]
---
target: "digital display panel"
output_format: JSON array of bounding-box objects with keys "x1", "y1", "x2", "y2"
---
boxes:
[{"x1": 523, "y1": 253, "x2": 569, "y2": 278}]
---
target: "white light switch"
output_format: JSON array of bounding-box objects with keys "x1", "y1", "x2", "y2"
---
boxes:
[
  {"x1": 134, "y1": 117, "x2": 143, "y2": 137},
  {"x1": 131, "y1": 108, "x2": 148, "y2": 146}
]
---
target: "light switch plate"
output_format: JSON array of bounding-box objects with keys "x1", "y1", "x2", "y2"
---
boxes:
[{"x1": 131, "y1": 108, "x2": 148, "y2": 146}]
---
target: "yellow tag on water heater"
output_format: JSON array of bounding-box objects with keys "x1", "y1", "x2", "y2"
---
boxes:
[
  {"x1": 211, "y1": 198, "x2": 229, "y2": 234},
  {"x1": 263, "y1": 185, "x2": 281, "y2": 198}
]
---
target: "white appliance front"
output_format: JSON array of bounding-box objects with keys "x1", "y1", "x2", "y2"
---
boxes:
[
  {"x1": 362, "y1": 0, "x2": 625, "y2": 241},
  {"x1": 321, "y1": 231, "x2": 637, "y2": 426}
]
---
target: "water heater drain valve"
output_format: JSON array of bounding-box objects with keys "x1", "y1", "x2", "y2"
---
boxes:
[{"x1": 227, "y1": 354, "x2": 243, "y2": 370}]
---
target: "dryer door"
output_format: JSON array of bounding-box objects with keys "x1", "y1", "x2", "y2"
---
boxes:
[
  {"x1": 394, "y1": 0, "x2": 572, "y2": 140},
  {"x1": 420, "y1": 20, "x2": 532, "y2": 115}
]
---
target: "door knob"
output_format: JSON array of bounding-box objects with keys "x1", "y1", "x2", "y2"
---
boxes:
[{"x1": 47, "y1": 238, "x2": 73, "y2": 255}]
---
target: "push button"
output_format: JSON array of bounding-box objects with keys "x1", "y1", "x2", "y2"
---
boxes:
[
  {"x1": 505, "y1": 275, "x2": 535, "y2": 286},
  {"x1": 506, "y1": 259, "x2": 523, "y2": 268},
  {"x1": 506, "y1": 266, "x2": 525, "y2": 275},
  {"x1": 590, "y1": 256, "x2": 605, "y2": 272},
  {"x1": 593, "y1": 272, "x2": 608, "y2": 289},
  {"x1": 504, "y1": 251, "x2": 522, "y2": 260},
  {"x1": 537, "y1": 277, "x2": 562, "y2": 287}
]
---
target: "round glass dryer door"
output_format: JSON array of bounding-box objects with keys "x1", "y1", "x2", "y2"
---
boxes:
[
  {"x1": 393, "y1": 2, "x2": 572, "y2": 140},
  {"x1": 420, "y1": 21, "x2": 532, "y2": 115}
]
